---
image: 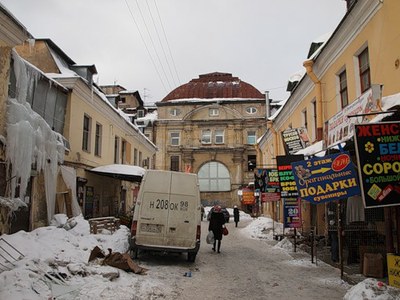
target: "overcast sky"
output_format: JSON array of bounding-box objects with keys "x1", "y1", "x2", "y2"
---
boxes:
[{"x1": 2, "y1": 0, "x2": 347, "y2": 104}]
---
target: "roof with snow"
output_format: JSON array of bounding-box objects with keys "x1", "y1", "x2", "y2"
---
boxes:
[{"x1": 161, "y1": 72, "x2": 264, "y2": 102}]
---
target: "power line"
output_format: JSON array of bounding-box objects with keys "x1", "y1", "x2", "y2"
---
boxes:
[
  {"x1": 134, "y1": 0, "x2": 172, "y2": 90},
  {"x1": 123, "y1": 0, "x2": 168, "y2": 93},
  {"x1": 145, "y1": 0, "x2": 178, "y2": 87},
  {"x1": 153, "y1": 0, "x2": 181, "y2": 84}
]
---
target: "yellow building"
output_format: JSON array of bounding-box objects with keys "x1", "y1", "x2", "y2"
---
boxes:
[
  {"x1": 0, "y1": 6, "x2": 156, "y2": 233},
  {"x1": 258, "y1": 0, "x2": 400, "y2": 255}
]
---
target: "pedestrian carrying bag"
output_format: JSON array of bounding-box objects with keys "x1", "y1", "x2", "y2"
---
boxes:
[
  {"x1": 206, "y1": 231, "x2": 214, "y2": 244},
  {"x1": 223, "y1": 227, "x2": 229, "y2": 236}
]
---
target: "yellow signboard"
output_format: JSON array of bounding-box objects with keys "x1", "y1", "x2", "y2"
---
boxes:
[{"x1": 387, "y1": 254, "x2": 400, "y2": 288}]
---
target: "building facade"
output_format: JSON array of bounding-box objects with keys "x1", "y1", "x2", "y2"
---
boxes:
[
  {"x1": 154, "y1": 72, "x2": 268, "y2": 210},
  {"x1": 258, "y1": 0, "x2": 400, "y2": 266},
  {"x1": 0, "y1": 27, "x2": 158, "y2": 233}
]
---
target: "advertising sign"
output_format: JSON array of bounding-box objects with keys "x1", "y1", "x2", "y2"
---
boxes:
[
  {"x1": 254, "y1": 169, "x2": 281, "y2": 202},
  {"x1": 291, "y1": 152, "x2": 360, "y2": 204},
  {"x1": 326, "y1": 85, "x2": 381, "y2": 147},
  {"x1": 388, "y1": 254, "x2": 400, "y2": 288},
  {"x1": 283, "y1": 198, "x2": 301, "y2": 229},
  {"x1": 354, "y1": 122, "x2": 400, "y2": 208},
  {"x1": 277, "y1": 155, "x2": 303, "y2": 228},
  {"x1": 281, "y1": 127, "x2": 311, "y2": 155},
  {"x1": 242, "y1": 187, "x2": 255, "y2": 205}
]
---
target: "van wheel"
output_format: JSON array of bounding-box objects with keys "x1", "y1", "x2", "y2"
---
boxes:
[{"x1": 187, "y1": 252, "x2": 197, "y2": 262}]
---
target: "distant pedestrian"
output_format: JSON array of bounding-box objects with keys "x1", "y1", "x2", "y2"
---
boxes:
[
  {"x1": 233, "y1": 205, "x2": 240, "y2": 227},
  {"x1": 208, "y1": 205, "x2": 226, "y2": 253}
]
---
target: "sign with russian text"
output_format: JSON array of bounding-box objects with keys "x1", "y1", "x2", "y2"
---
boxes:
[
  {"x1": 283, "y1": 198, "x2": 301, "y2": 229},
  {"x1": 326, "y1": 85, "x2": 381, "y2": 147},
  {"x1": 255, "y1": 169, "x2": 281, "y2": 202},
  {"x1": 281, "y1": 127, "x2": 311, "y2": 155},
  {"x1": 277, "y1": 155, "x2": 303, "y2": 228},
  {"x1": 291, "y1": 152, "x2": 360, "y2": 204},
  {"x1": 354, "y1": 122, "x2": 400, "y2": 208},
  {"x1": 242, "y1": 187, "x2": 255, "y2": 205},
  {"x1": 388, "y1": 254, "x2": 400, "y2": 288}
]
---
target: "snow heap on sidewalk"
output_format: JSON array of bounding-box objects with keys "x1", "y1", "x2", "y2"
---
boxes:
[
  {"x1": 0, "y1": 212, "x2": 399, "y2": 299},
  {"x1": 0, "y1": 214, "x2": 170, "y2": 300}
]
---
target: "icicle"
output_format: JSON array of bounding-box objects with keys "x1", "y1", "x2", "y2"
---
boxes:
[{"x1": 6, "y1": 51, "x2": 62, "y2": 223}]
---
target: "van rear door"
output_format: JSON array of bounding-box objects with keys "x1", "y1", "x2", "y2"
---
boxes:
[
  {"x1": 135, "y1": 171, "x2": 200, "y2": 250},
  {"x1": 165, "y1": 172, "x2": 199, "y2": 248},
  {"x1": 136, "y1": 172, "x2": 171, "y2": 247}
]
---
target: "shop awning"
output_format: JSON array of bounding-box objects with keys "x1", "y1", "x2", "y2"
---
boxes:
[
  {"x1": 295, "y1": 140, "x2": 325, "y2": 157},
  {"x1": 88, "y1": 164, "x2": 146, "y2": 182}
]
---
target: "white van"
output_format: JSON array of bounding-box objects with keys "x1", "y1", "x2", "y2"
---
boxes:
[{"x1": 130, "y1": 170, "x2": 202, "y2": 262}]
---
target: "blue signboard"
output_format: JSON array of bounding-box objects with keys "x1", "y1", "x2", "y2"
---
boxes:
[{"x1": 291, "y1": 151, "x2": 360, "y2": 204}]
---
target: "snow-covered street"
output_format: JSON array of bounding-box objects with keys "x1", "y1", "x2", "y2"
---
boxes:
[{"x1": 0, "y1": 210, "x2": 399, "y2": 299}]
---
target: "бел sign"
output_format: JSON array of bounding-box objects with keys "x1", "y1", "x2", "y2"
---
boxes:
[{"x1": 354, "y1": 122, "x2": 400, "y2": 208}]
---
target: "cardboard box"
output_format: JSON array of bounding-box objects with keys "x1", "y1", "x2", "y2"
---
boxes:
[{"x1": 363, "y1": 252, "x2": 384, "y2": 278}]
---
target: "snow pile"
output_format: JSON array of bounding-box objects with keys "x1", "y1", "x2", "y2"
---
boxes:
[
  {"x1": 241, "y1": 216, "x2": 283, "y2": 240},
  {"x1": 344, "y1": 278, "x2": 400, "y2": 300},
  {"x1": 0, "y1": 212, "x2": 398, "y2": 299},
  {"x1": 0, "y1": 214, "x2": 172, "y2": 300},
  {"x1": 0, "y1": 196, "x2": 27, "y2": 212}
]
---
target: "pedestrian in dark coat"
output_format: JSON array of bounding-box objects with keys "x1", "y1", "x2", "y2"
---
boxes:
[
  {"x1": 233, "y1": 205, "x2": 240, "y2": 227},
  {"x1": 208, "y1": 205, "x2": 226, "y2": 253}
]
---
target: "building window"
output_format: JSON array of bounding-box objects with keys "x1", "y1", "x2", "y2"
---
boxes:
[
  {"x1": 134, "y1": 148, "x2": 138, "y2": 165},
  {"x1": 209, "y1": 108, "x2": 219, "y2": 116},
  {"x1": 215, "y1": 129, "x2": 224, "y2": 144},
  {"x1": 248, "y1": 155, "x2": 256, "y2": 171},
  {"x1": 114, "y1": 136, "x2": 120, "y2": 164},
  {"x1": 312, "y1": 100, "x2": 317, "y2": 140},
  {"x1": 82, "y1": 114, "x2": 91, "y2": 152},
  {"x1": 302, "y1": 109, "x2": 308, "y2": 129},
  {"x1": 339, "y1": 70, "x2": 349, "y2": 108},
  {"x1": 246, "y1": 107, "x2": 257, "y2": 114},
  {"x1": 170, "y1": 108, "x2": 181, "y2": 116},
  {"x1": 170, "y1": 132, "x2": 180, "y2": 146},
  {"x1": 170, "y1": 156, "x2": 180, "y2": 171},
  {"x1": 137, "y1": 109, "x2": 144, "y2": 118},
  {"x1": 139, "y1": 151, "x2": 142, "y2": 167},
  {"x1": 247, "y1": 131, "x2": 256, "y2": 144},
  {"x1": 121, "y1": 140, "x2": 127, "y2": 164},
  {"x1": 94, "y1": 123, "x2": 102, "y2": 156},
  {"x1": 198, "y1": 161, "x2": 231, "y2": 192},
  {"x1": 358, "y1": 48, "x2": 371, "y2": 93},
  {"x1": 201, "y1": 130, "x2": 212, "y2": 144}
]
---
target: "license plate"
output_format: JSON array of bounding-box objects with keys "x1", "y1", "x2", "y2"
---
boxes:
[{"x1": 140, "y1": 223, "x2": 162, "y2": 233}]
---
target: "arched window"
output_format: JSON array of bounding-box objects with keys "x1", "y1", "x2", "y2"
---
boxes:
[{"x1": 198, "y1": 162, "x2": 231, "y2": 192}]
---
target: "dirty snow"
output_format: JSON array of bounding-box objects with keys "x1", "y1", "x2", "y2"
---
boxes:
[{"x1": 0, "y1": 212, "x2": 398, "y2": 299}]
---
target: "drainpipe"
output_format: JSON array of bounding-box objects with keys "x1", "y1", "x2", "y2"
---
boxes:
[
  {"x1": 265, "y1": 91, "x2": 270, "y2": 119},
  {"x1": 303, "y1": 59, "x2": 323, "y2": 140},
  {"x1": 267, "y1": 120, "x2": 278, "y2": 159},
  {"x1": 267, "y1": 119, "x2": 279, "y2": 222}
]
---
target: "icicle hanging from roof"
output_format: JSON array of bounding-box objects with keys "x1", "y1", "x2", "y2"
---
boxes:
[{"x1": 5, "y1": 50, "x2": 62, "y2": 223}]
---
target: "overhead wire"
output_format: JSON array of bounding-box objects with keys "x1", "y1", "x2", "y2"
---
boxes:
[
  {"x1": 134, "y1": 0, "x2": 172, "y2": 90},
  {"x1": 153, "y1": 0, "x2": 181, "y2": 84},
  {"x1": 145, "y1": 0, "x2": 178, "y2": 87},
  {"x1": 123, "y1": 0, "x2": 168, "y2": 93}
]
